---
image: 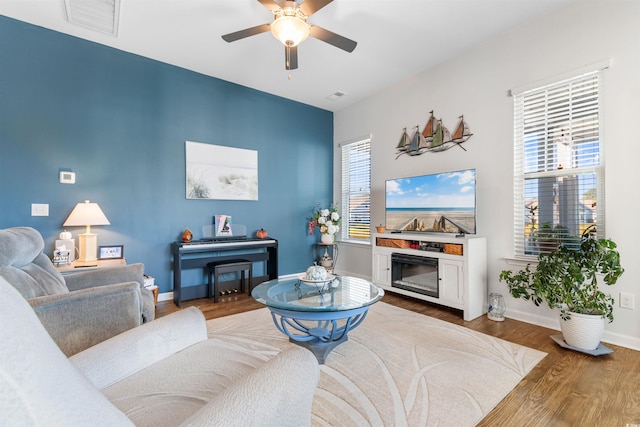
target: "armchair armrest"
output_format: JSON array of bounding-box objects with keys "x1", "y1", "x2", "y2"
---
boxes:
[
  {"x1": 64, "y1": 263, "x2": 155, "y2": 322},
  {"x1": 30, "y1": 282, "x2": 143, "y2": 357},
  {"x1": 64, "y1": 263, "x2": 144, "y2": 291},
  {"x1": 71, "y1": 307, "x2": 208, "y2": 389},
  {"x1": 181, "y1": 346, "x2": 319, "y2": 427}
]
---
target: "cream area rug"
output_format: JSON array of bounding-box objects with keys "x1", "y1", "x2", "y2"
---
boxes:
[{"x1": 206, "y1": 302, "x2": 546, "y2": 427}]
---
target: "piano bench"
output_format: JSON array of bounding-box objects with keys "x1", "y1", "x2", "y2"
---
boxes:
[{"x1": 206, "y1": 260, "x2": 253, "y2": 303}]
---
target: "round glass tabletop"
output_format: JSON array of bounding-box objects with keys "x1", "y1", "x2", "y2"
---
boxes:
[{"x1": 252, "y1": 275, "x2": 384, "y2": 312}]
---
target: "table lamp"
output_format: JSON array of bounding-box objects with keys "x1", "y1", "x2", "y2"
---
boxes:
[{"x1": 63, "y1": 200, "x2": 110, "y2": 262}]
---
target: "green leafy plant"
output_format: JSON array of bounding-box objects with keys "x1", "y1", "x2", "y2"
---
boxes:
[
  {"x1": 531, "y1": 222, "x2": 580, "y2": 253},
  {"x1": 499, "y1": 236, "x2": 624, "y2": 323}
]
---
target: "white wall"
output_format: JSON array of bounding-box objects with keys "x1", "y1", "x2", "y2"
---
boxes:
[{"x1": 334, "y1": 0, "x2": 640, "y2": 350}]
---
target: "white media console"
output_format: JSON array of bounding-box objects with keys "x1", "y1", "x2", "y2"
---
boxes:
[{"x1": 371, "y1": 232, "x2": 487, "y2": 321}]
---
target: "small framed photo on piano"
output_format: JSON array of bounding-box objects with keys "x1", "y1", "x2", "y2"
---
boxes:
[{"x1": 98, "y1": 245, "x2": 124, "y2": 260}]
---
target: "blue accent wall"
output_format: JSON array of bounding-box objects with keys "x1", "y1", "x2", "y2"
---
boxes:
[{"x1": 0, "y1": 16, "x2": 333, "y2": 293}]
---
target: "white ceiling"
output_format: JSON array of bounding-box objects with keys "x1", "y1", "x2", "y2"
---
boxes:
[{"x1": 0, "y1": 0, "x2": 575, "y2": 112}]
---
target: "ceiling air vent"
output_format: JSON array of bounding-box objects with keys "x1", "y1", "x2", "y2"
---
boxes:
[
  {"x1": 327, "y1": 91, "x2": 346, "y2": 101},
  {"x1": 64, "y1": 0, "x2": 121, "y2": 36}
]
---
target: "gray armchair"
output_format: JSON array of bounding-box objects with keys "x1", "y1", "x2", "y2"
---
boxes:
[{"x1": 0, "y1": 226, "x2": 155, "y2": 356}]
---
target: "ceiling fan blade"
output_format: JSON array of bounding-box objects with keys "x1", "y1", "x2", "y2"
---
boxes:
[
  {"x1": 285, "y1": 45, "x2": 298, "y2": 70},
  {"x1": 299, "y1": 0, "x2": 333, "y2": 16},
  {"x1": 309, "y1": 25, "x2": 357, "y2": 52},
  {"x1": 257, "y1": 0, "x2": 280, "y2": 11},
  {"x1": 222, "y1": 23, "x2": 271, "y2": 43}
]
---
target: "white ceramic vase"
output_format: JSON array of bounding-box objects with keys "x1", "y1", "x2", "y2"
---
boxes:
[
  {"x1": 321, "y1": 234, "x2": 334, "y2": 244},
  {"x1": 320, "y1": 249, "x2": 333, "y2": 268},
  {"x1": 559, "y1": 311, "x2": 605, "y2": 350}
]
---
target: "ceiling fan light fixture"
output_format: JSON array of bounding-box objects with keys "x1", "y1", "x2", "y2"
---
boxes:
[
  {"x1": 222, "y1": 0, "x2": 356, "y2": 71},
  {"x1": 271, "y1": 15, "x2": 309, "y2": 47}
]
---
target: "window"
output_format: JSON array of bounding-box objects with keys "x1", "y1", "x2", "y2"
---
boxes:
[
  {"x1": 513, "y1": 70, "x2": 604, "y2": 256},
  {"x1": 341, "y1": 137, "x2": 371, "y2": 242}
]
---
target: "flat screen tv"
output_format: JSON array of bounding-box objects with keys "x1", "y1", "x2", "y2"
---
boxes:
[{"x1": 385, "y1": 168, "x2": 476, "y2": 235}]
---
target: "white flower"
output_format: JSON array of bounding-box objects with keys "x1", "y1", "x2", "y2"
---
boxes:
[{"x1": 310, "y1": 206, "x2": 340, "y2": 235}]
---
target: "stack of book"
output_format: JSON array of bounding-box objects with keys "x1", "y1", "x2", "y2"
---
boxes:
[{"x1": 143, "y1": 275, "x2": 159, "y2": 306}]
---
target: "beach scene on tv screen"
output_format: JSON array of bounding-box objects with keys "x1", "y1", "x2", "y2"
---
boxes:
[{"x1": 386, "y1": 169, "x2": 476, "y2": 234}]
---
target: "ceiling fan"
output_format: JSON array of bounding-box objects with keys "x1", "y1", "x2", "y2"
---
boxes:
[{"x1": 222, "y1": 0, "x2": 357, "y2": 70}]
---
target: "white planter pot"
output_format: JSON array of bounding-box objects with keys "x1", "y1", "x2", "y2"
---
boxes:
[{"x1": 559, "y1": 311, "x2": 605, "y2": 351}]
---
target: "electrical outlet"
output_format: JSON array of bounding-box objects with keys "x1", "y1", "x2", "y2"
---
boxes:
[{"x1": 620, "y1": 292, "x2": 635, "y2": 310}]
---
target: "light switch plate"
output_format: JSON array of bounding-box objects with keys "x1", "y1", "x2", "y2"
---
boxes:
[
  {"x1": 59, "y1": 171, "x2": 76, "y2": 184},
  {"x1": 31, "y1": 204, "x2": 49, "y2": 216}
]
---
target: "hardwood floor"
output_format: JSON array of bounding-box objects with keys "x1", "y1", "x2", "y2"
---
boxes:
[{"x1": 156, "y1": 292, "x2": 640, "y2": 426}]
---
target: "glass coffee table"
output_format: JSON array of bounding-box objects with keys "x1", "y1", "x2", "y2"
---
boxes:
[{"x1": 252, "y1": 275, "x2": 384, "y2": 363}]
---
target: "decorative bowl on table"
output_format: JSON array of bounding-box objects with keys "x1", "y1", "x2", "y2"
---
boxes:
[
  {"x1": 297, "y1": 265, "x2": 339, "y2": 292},
  {"x1": 298, "y1": 273, "x2": 335, "y2": 286},
  {"x1": 306, "y1": 265, "x2": 328, "y2": 280}
]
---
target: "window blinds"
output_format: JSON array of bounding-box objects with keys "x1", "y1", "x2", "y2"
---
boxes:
[
  {"x1": 341, "y1": 138, "x2": 371, "y2": 241},
  {"x1": 513, "y1": 70, "x2": 604, "y2": 256}
]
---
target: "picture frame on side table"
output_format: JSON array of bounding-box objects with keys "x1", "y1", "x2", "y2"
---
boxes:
[{"x1": 98, "y1": 245, "x2": 124, "y2": 260}]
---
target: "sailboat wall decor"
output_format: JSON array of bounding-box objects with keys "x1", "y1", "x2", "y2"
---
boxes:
[
  {"x1": 396, "y1": 112, "x2": 473, "y2": 158},
  {"x1": 396, "y1": 127, "x2": 410, "y2": 151}
]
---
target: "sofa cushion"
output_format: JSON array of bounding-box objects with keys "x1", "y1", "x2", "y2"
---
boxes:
[
  {"x1": 101, "y1": 339, "x2": 273, "y2": 427},
  {"x1": 71, "y1": 306, "x2": 208, "y2": 389},
  {"x1": 0, "y1": 227, "x2": 67, "y2": 298},
  {"x1": 0, "y1": 226, "x2": 45, "y2": 265},
  {"x1": 0, "y1": 277, "x2": 134, "y2": 426}
]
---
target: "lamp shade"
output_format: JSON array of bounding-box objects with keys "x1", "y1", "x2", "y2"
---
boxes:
[
  {"x1": 63, "y1": 200, "x2": 110, "y2": 227},
  {"x1": 63, "y1": 200, "x2": 110, "y2": 262},
  {"x1": 271, "y1": 15, "x2": 309, "y2": 47}
]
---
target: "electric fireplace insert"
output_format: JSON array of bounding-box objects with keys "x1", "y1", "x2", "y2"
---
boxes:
[{"x1": 391, "y1": 253, "x2": 439, "y2": 298}]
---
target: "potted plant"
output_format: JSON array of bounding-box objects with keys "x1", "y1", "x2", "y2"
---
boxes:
[{"x1": 499, "y1": 236, "x2": 624, "y2": 350}]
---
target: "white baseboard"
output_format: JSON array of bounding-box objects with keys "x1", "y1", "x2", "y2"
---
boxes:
[
  {"x1": 505, "y1": 308, "x2": 561, "y2": 332},
  {"x1": 157, "y1": 291, "x2": 173, "y2": 302},
  {"x1": 279, "y1": 272, "x2": 301, "y2": 280},
  {"x1": 506, "y1": 308, "x2": 640, "y2": 351},
  {"x1": 333, "y1": 269, "x2": 370, "y2": 281},
  {"x1": 601, "y1": 330, "x2": 640, "y2": 351}
]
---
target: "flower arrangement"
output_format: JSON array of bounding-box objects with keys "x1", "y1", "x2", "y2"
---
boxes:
[{"x1": 308, "y1": 206, "x2": 340, "y2": 236}]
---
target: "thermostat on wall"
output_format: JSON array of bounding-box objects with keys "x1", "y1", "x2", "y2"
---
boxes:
[{"x1": 59, "y1": 171, "x2": 76, "y2": 184}]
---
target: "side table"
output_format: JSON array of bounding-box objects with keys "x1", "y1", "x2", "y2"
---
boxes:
[
  {"x1": 55, "y1": 258, "x2": 158, "y2": 307},
  {"x1": 55, "y1": 258, "x2": 126, "y2": 274}
]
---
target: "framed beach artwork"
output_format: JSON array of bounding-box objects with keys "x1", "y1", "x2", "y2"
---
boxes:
[{"x1": 185, "y1": 141, "x2": 258, "y2": 200}]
